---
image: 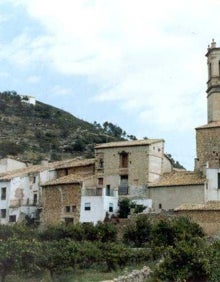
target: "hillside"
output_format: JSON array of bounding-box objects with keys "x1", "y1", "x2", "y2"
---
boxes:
[{"x1": 0, "y1": 91, "x2": 128, "y2": 163}]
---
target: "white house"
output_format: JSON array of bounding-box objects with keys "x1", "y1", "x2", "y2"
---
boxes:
[
  {"x1": 80, "y1": 184, "x2": 119, "y2": 224},
  {"x1": 0, "y1": 163, "x2": 57, "y2": 224}
]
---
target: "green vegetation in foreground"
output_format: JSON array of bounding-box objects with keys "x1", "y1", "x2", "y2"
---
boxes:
[{"x1": 0, "y1": 215, "x2": 220, "y2": 281}]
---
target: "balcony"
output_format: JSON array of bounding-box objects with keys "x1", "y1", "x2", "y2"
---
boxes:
[{"x1": 118, "y1": 183, "x2": 129, "y2": 195}]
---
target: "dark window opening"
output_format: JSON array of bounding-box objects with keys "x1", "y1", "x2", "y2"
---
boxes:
[
  {"x1": 98, "y1": 158, "x2": 104, "y2": 169},
  {"x1": 218, "y1": 173, "x2": 220, "y2": 189},
  {"x1": 9, "y1": 215, "x2": 16, "y2": 223},
  {"x1": 85, "y1": 203, "x2": 91, "y2": 211},
  {"x1": 64, "y1": 218, "x2": 74, "y2": 225},
  {"x1": 33, "y1": 176, "x2": 36, "y2": 183},
  {"x1": 1, "y1": 187, "x2": 6, "y2": 200},
  {"x1": 64, "y1": 168, "x2": 68, "y2": 176},
  {"x1": 33, "y1": 194, "x2": 37, "y2": 205},
  {"x1": 159, "y1": 203, "x2": 162, "y2": 209},
  {"x1": 109, "y1": 203, "x2": 113, "y2": 212},
  {"x1": 1, "y1": 209, "x2": 6, "y2": 218},
  {"x1": 106, "y1": 185, "x2": 110, "y2": 196},
  {"x1": 209, "y1": 62, "x2": 212, "y2": 78},
  {"x1": 66, "y1": 206, "x2": 71, "y2": 212}
]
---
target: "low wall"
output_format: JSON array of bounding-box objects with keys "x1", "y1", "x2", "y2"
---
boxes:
[{"x1": 101, "y1": 266, "x2": 151, "y2": 282}]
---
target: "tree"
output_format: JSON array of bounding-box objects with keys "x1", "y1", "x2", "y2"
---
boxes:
[{"x1": 0, "y1": 237, "x2": 40, "y2": 282}]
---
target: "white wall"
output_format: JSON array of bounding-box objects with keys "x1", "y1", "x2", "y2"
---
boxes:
[
  {"x1": 0, "y1": 158, "x2": 26, "y2": 173},
  {"x1": 206, "y1": 168, "x2": 220, "y2": 201},
  {"x1": 80, "y1": 194, "x2": 118, "y2": 224}
]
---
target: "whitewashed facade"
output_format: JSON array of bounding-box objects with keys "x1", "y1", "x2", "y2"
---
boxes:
[
  {"x1": 80, "y1": 186, "x2": 118, "y2": 224},
  {"x1": 0, "y1": 165, "x2": 56, "y2": 224}
]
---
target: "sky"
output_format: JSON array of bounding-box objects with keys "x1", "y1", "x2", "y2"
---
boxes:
[{"x1": 0, "y1": 0, "x2": 219, "y2": 170}]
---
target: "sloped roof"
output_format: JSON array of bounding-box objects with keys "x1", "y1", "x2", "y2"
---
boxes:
[
  {"x1": 54, "y1": 158, "x2": 95, "y2": 169},
  {"x1": 0, "y1": 158, "x2": 95, "y2": 181},
  {"x1": 196, "y1": 121, "x2": 220, "y2": 130},
  {"x1": 42, "y1": 174, "x2": 95, "y2": 187},
  {"x1": 95, "y1": 139, "x2": 164, "y2": 149},
  {"x1": 175, "y1": 201, "x2": 220, "y2": 211},
  {"x1": 148, "y1": 170, "x2": 205, "y2": 188}
]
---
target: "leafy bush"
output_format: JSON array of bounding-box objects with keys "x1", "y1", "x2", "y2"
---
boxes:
[
  {"x1": 154, "y1": 238, "x2": 210, "y2": 282},
  {"x1": 123, "y1": 215, "x2": 152, "y2": 247}
]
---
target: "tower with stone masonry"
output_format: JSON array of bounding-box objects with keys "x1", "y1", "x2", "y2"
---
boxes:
[{"x1": 196, "y1": 40, "x2": 220, "y2": 173}]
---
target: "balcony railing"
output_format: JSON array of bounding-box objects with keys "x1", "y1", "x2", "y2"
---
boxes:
[{"x1": 118, "y1": 184, "x2": 129, "y2": 195}]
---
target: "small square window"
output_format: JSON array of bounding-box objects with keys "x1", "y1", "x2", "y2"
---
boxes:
[
  {"x1": 109, "y1": 203, "x2": 113, "y2": 213},
  {"x1": 66, "y1": 206, "x2": 71, "y2": 212},
  {"x1": 9, "y1": 215, "x2": 16, "y2": 223},
  {"x1": 1, "y1": 209, "x2": 6, "y2": 218},
  {"x1": 84, "y1": 203, "x2": 91, "y2": 211}
]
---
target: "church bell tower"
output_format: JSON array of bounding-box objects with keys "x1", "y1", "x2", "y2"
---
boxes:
[
  {"x1": 206, "y1": 39, "x2": 220, "y2": 123},
  {"x1": 196, "y1": 40, "x2": 220, "y2": 172}
]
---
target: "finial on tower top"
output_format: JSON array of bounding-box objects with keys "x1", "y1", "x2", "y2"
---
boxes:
[{"x1": 211, "y1": 38, "x2": 216, "y2": 48}]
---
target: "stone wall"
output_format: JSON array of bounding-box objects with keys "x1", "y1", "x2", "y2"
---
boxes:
[
  {"x1": 57, "y1": 164, "x2": 94, "y2": 178},
  {"x1": 196, "y1": 126, "x2": 220, "y2": 172},
  {"x1": 148, "y1": 184, "x2": 205, "y2": 211},
  {"x1": 175, "y1": 210, "x2": 220, "y2": 236},
  {"x1": 101, "y1": 266, "x2": 151, "y2": 282},
  {"x1": 41, "y1": 183, "x2": 81, "y2": 226}
]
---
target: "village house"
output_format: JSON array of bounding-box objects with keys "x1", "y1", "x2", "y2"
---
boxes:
[
  {"x1": 0, "y1": 163, "x2": 57, "y2": 224},
  {"x1": 148, "y1": 170, "x2": 206, "y2": 212},
  {"x1": 94, "y1": 139, "x2": 172, "y2": 201},
  {"x1": 40, "y1": 173, "x2": 118, "y2": 226}
]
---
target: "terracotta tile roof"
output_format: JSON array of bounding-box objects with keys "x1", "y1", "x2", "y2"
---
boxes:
[
  {"x1": 0, "y1": 158, "x2": 95, "y2": 181},
  {"x1": 148, "y1": 170, "x2": 205, "y2": 188},
  {"x1": 95, "y1": 139, "x2": 164, "y2": 149},
  {"x1": 42, "y1": 174, "x2": 95, "y2": 187},
  {"x1": 54, "y1": 158, "x2": 95, "y2": 169},
  {"x1": 175, "y1": 201, "x2": 220, "y2": 211},
  {"x1": 196, "y1": 121, "x2": 220, "y2": 129}
]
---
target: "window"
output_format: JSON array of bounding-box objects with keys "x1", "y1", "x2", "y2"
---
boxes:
[
  {"x1": 98, "y1": 158, "x2": 104, "y2": 169},
  {"x1": 120, "y1": 152, "x2": 128, "y2": 168},
  {"x1": 72, "y1": 205, "x2": 77, "y2": 212},
  {"x1": 33, "y1": 176, "x2": 36, "y2": 183},
  {"x1": 159, "y1": 203, "x2": 162, "y2": 209},
  {"x1": 1, "y1": 209, "x2": 6, "y2": 218},
  {"x1": 33, "y1": 194, "x2": 37, "y2": 205},
  {"x1": 119, "y1": 175, "x2": 129, "y2": 195},
  {"x1": 209, "y1": 62, "x2": 212, "y2": 78},
  {"x1": 84, "y1": 203, "x2": 91, "y2": 211},
  {"x1": 1, "y1": 187, "x2": 6, "y2": 200},
  {"x1": 64, "y1": 218, "x2": 74, "y2": 225},
  {"x1": 9, "y1": 215, "x2": 16, "y2": 223},
  {"x1": 109, "y1": 203, "x2": 113, "y2": 212},
  {"x1": 98, "y1": 177, "x2": 104, "y2": 186},
  {"x1": 218, "y1": 173, "x2": 220, "y2": 189},
  {"x1": 106, "y1": 185, "x2": 110, "y2": 196},
  {"x1": 66, "y1": 206, "x2": 71, "y2": 212}
]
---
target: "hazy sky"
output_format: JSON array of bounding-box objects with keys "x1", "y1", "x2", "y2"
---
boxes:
[{"x1": 0, "y1": 0, "x2": 219, "y2": 169}]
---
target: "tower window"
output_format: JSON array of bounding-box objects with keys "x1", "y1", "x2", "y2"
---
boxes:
[
  {"x1": 218, "y1": 173, "x2": 220, "y2": 189},
  {"x1": 209, "y1": 63, "x2": 212, "y2": 79}
]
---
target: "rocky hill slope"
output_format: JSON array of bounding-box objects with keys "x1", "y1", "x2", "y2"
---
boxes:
[{"x1": 0, "y1": 91, "x2": 129, "y2": 163}]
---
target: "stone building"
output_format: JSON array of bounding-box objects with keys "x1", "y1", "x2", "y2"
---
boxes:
[
  {"x1": 196, "y1": 39, "x2": 220, "y2": 172},
  {"x1": 195, "y1": 40, "x2": 220, "y2": 202},
  {"x1": 148, "y1": 170, "x2": 205, "y2": 212},
  {"x1": 94, "y1": 139, "x2": 172, "y2": 199}
]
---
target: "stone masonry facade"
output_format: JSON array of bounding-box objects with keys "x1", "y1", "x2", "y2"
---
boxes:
[{"x1": 41, "y1": 183, "x2": 81, "y2": 226}]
